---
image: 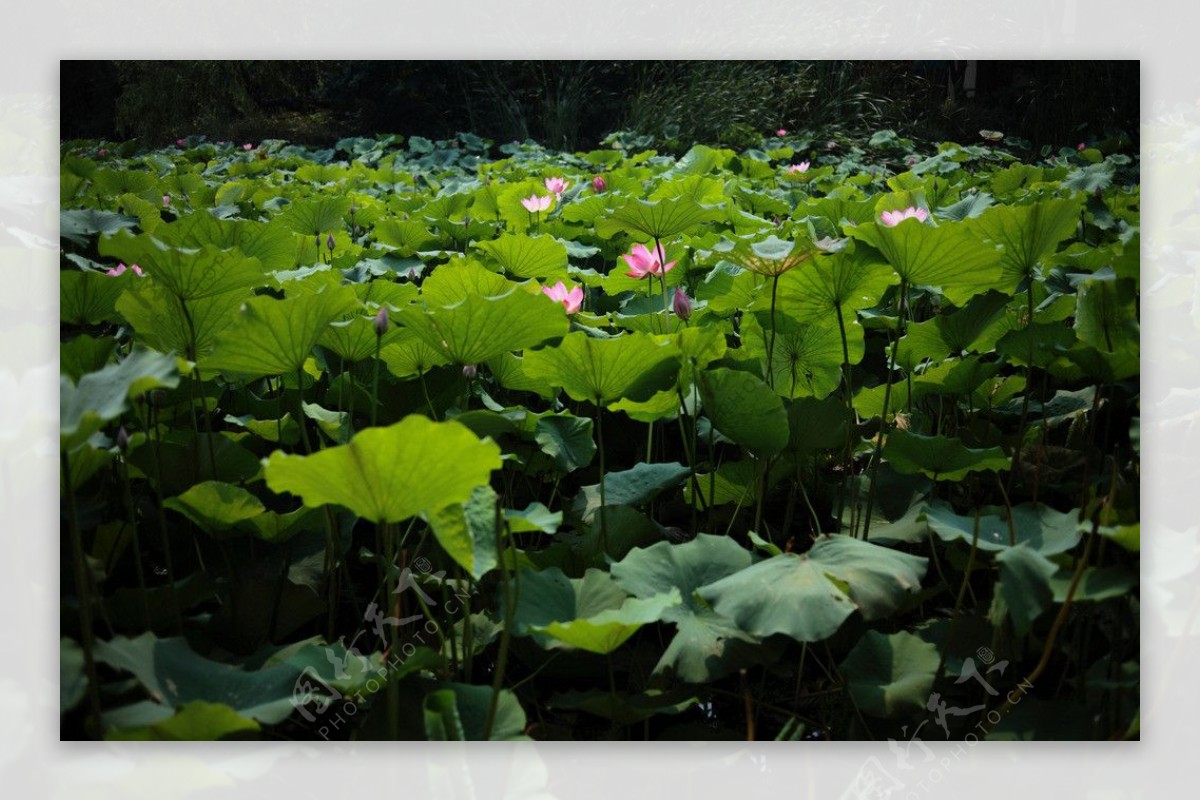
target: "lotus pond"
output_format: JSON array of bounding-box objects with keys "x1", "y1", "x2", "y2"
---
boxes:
[{"x1": 59, "y1": 130, "x2": 1140, "y2": 741}]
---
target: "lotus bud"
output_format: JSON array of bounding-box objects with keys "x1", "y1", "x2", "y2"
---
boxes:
[
  {"x1": 116, "y1": 425, "x2": 130, "y2": 452},
  {"x1": 462, "y1": 364, "x2": 478, "y2": 380},
  {"x1": 162, "y1": 194, "x2": 171, "y2": 208},
  {"x1": 326, "y1": 233, "x2": 335, "y2": 252},
  {"x1": 373, "y1": 306, "x2": 389, "y2": 338},
  {"x1": 592, "y1": 175, "x2": 607, "y2": 193},
  {"x1": 176, "y1": 138, "x2": 185, "y2": 147},
  {"x1": 1077, "y1": 142, "x2": 1086, "y2": 151},
  {"x1": 314, "y1": 232, "x2": 321, "y2": 250},
  {"x1": 672, "y1": 288, "x2": 692, "y2": 322}
]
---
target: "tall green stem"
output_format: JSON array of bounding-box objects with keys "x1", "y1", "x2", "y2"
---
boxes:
[
  {"x1": 597, "y1": 402, "x2": 608, "y2": 553},
  {"x1": 862, "y1": 280, "x2": 907, "y2": 540},
  {"x1": 371, "y1": 336, "x2": 383, "y2": 428},
  {"x1": 766, "y1": 273, "x2": 781, "y2": 389},
  {"x1": 484, "y1": 505, "x2": 516, "y2": 740},
  {"x1": 834, "y1": 302, "x2": 857, "y2": 531},
  {"x1": 63, "y1": 450, "x2": 103, "y2": 732},
  {"x1": 118, "y1": 453, "x2": 151, "y2": 630}
]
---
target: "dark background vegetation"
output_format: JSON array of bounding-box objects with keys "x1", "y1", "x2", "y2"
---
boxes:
[{"x1": 61, "y1": 60, "x2": 1138, "y2": 153}]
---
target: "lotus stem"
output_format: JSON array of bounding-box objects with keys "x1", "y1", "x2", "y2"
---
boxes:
[
  {"x1": 862, "y1": 279, "x2": 906, "y2": 541},
  {"x1": 62, "y1": 449, "x2": 103, "y2": 732},
  {"x1": 766, "y1": 273, "x2": 781, "y2": 389}
]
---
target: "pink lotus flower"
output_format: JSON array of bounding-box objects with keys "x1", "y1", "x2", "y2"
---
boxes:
[
  {"x1": 243, "y1": 143, "x2": 254, "y2": 151},
  {"x1": 672, "y1": 288, "x2": 692, "y2": 321},
  {"x1": 541, "y1": 280, "x2": 584, "y2": 314},
  {"x1": 1076, "y1": 142, "x2": 1086, "y2": 151},
  {"x1": 97, "y1": 149, "x2": 107, "y2": 158},
  {"x1": 776, "y1": 128, "x2": 788, "y2": 137},
  {"x1": 880, "y1": 207, "x2": 930, "y2": 227},
  {"x1": 520, "y1": 194, "x2": 553, "y2": 213},
  {"x1": 592, "y1": 175, "x2": 607, "y2": 193},
  {"x1": 622, "y1": 242, "x2": 677, "y2": 279},
  {"x1": 106, "y1": 262, "x2": 144, "y2": 277},
  {"x1": 162, "y1": 194, "x2": 171, "y2": 208},
  {"x1": 787, "y1": 161, "x2": 810, "y2": 174},
  {"x1": 544, "y1": 176, "x2": 569, "y2": 198},
  {"x1": 176, "y1": 138, "x2": 186, "y2": 147}
]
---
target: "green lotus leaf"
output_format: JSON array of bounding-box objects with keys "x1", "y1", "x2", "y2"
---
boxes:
[
  {"x1": 99, "y1": 233, "x2": 265, "y2": 301},
  {"x1": 475, "y1": 233, "x2": 569, "y2": 280},
  {"x1": 845, "y1": 217, "x2": 1002, "y2": 306},
  {"x1": 523, "y1": 330, "x2": 681, "y2": 407},
  {"x1": 60, "y1": 208, "x2": 139, "y2": 248},
  {"x1": 883, "y1": 429, "x2": 1009, "y2": 481},
  {"x1": 1074, "y1": 273, "x2": 1139, "y2": 354},
  {"x1": 548, "y1": 688, "x2": 699, "y2": 726},
  {"x1": 277, "y1": 195, "x2": 352, "y2": 235},
  {"x1": 840, "y1": 630, "x2": 939, "y2": 718},
  {"x1": 61, "y1": 348, "x2": 180, "y2": 450},
  {"x1": 595, "y1": 195, "x2": 722, "y2": 240},
  {"x1": 395, "y1": 287, "x2": 569, "y2": 365},
  {"x1": 505, "y1": 503, "x2": 563, "y2": 534},
  {"x1": 786, "y1": 395, "x2": 854, "y2": 457},
  {"x1": 969, "y1": 198, "x2": 1084, "y2": 294},
  {"x1": 61, "y1": 268, "x2": 140, "y2": 326},
  {"x1": 264, "y1": 415, "x2": 502, "y2": 523},
  {"x1": 534, "y1": 589, "x2": 682, "y2": 655},
  {"x1": 427, "y1": 485, "x2": 500, "y2": 580},
  {"x1": 116, "y1": 278, "x2": 247, "y2": 358},
  {"x1": 420, "y1": 259, "x2": 517, "y2": 305},
  {"x1": 154, "y1": 213, "x2": 296, "y2": 274},
  {"x1": 994, "y1": 544, "x2": 1058, "y2": 636},
  {"x1": 922, "y1": 500, "x2": 1082, "y2": 555},
  {"x1": 611, "y1": 534, "x2": 760, "y2": 682},
  {"x1": 202, "y1": 286, "x2": 358, "y2": 379},
  {"x1": 380, "y1": 328, "x2": 452, "y2": 378},
  {"x1": 60, "y1": 334, "x2": 116, "y2": 382},
  {"x1": 774, "y1": 246, "x2": 899, "y2": 323},
  {"x1": 164, "y1": 481, "x2": 266, "y2": 536},
  {"x1": 223, "y1": 412, "x2": 300, "y2": 446},
  {"x1": 715, "y1": 233, "x2": 822, "y2": 277},
  {"x1": 423, "y1": 683, "x2": 528, "y2": 741},
  {"x1": 318, "y1": 314, "x2": 402, "y2": 363},
  {"x1": 106, "y1": 700, "x2": 261, "y2": 741},
  {"x1": 697, "y1": 535, "x2": 927, "y2": 642},
  {"x1": 697, "y1": 263, "x2": 763, "y2": 317},
  {"x1": 742, "y1": 311, "x2": 861, "y2": 400},
  {"x1": 372, "y1": 217, "x2": 436, "y2": 254},
  {"x1": 1049, "y1": 565, "x2": 1138, "y2": 603},
  {"x1": 897, "y1": 291, "x2": 1011, "y2": 368},
  {"x1": 698, "y1": 367, "x2": 789, "y2": 455},
  {"x1": 572, "y1": 460, "x2": 691, "y2": 523}
]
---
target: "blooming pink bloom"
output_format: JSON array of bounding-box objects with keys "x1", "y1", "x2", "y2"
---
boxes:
[
  {"x1": 520, "y1": 194, "x2": 553, "y2": 213},
  {"x1": 106, "y1": 262, "x2": 144, "y2": 277},
  {"x1": 622, "y1": 242, "x2": 677, "y2": 279},
  {"x1": 592, "y1": 175, "x2": 607, "y2": 193},
  {"x1": 162, "y1": 194, "x2": 171, "y2": 208},
  {"x1": 544, "y1": 176, "x2": 569, "y2": 198},
  {"x1": 672, "y1": 288, "x2": 692, "y2": 321},
  {"x1": 776, "y1": 128, "x2": 788, "y2": 137},
  {"x1": 243, "y1": 143, "x2": 254, "y2": 151},
  {"x1": 880, "y1": 207, "x2": 930, "y2": 227},
  {"x1": 176, "y1": 138, "x2": 186, "y2": 147},
  {"x1": 787, "y1": 161, "x2": 810, "y2": 174},
  {"x1": 1076, "y1": 142, "x2": 1086, "y2": 151},
  {"x1": 541, "y1": 280, "x2": 584, "y2": 314}
]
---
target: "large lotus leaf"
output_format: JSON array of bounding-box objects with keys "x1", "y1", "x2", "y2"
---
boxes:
[
  {"x1": 572, "y1": 461, "x2": 691, "y2": 523},
  {"x1": 427, "y1": 485, "x2": 499, "y2": 581},
  {"x1": 845, "y1": 217, "x2": 1002, "y2": 306},
  {"x1": 549, "y1": 688, "x2": 699, "y2": 726},
  {"x1": 99, "y1": 233, "x2": 265, "y2": 301},
  {"x1": 372, "y1": 218, "x2": 436, "y2": 254},
  {"x1": 697, "y1": 263, "x2": 762, "y2": 316},
  {"x1": 922, "y1": 500, "x2": 1082, "y2": 555},
  {"x1": 420, "y1": 259, "x2": 517, "y2": 305},
  {"x1": 116, "y1": 278, "x2": 247, "y2": 358},
  {"x1": 60, "y1": 348, "x2": 180, "y2": 450},
  {"x1": 496, "y1": 179, "x2": 557, "y2": 233},
  {"x1": 1073, "y1": 273, "x2": 1139, "y2": 354},
  {"x1": 533, "y1": 590, "x2": 682, "y2": 655},
  {"x1": 60, "y1": 334, "x2": 116, "y2": 382},
  {"x1": 380, "y1": 329, "x2": 452, "y2": 378},
  {"x1": 883, "y1": 429, "x2": 1009, "y2": 481},
  {"x1": 423, "y1": 683, "x2": 528, "y2": 741},
  {"x1": 775, "y1": 246, "x2": 898, "y2": 323},
  {"x1": 697, "y1": 535, "x2": 927, "y2": 642},
  {"x1": 595, "y1": 195, "x2": 722, "y2": 240},
  {"x1": 317, "y1": 314, "x2": 402, "y2": 363},
  {"x1": 611, "y1": 534, "x2": 760, "y2": 682},
  {"x1": 60, "y1": 208, "x2": 139, "y2": 247},
  {"x1": 840, "y1": 630, "x2": 939, "y2": 719},
  {"x1": 715, "y1": 233, "x2": 821, "y2": 277},
  {"x1": 994, "y1": 544, "x2": 1058, "y2": 637},
  {"x1": 264, "y1": 415, "x2": 502, "y2": 524},
  {"x1": 523, "y1": 330, "x2": 681, "y2": 407},
  {"x1": 741, "y1": 310, "x2": 862, "y2": 400},
  {"x1": 164, "y1": 481, "x2": 266, "y2": 536},
  {"x1": 475, "y1": 233, "x2": 569, "y2": 280},
  {"x1": 683, "y1": 459, "x2": 758, "y2": 509},
  {"x1": 106, "y1": 700, "x2": 261, "y2": 741},
  {"x1": 395, "y1": 288, "x2": 568, "y2": 365},
  {"x1": 528, "y1": 410, "x2": 595, "y2": 474},
  {"x1": 786, "y1": 395, "x2": 854, "y2": 457},
  {"x1": 968, "y1": 198, "x2": 1083, "y2": 294},
  {"x1": 698, "y1": 367, "x2": 789, "y2": 455},
  {"x1": 277, "y1": 195, "x2": 352, "y2": 234},
  {"x1": 61, "y1": 268, "x2": 140, "y2": 325},
  {"x1": 93, "y1": 633, "x2": 313, "y2": 725},
  {"x1": 897, "y1": 291, "x2": 1011, "y2": 368},
  {"x1": 154, "y1": 213, "x2": 296, "y2": 274},
  {"x1": 994, "y1": 322, "x2": 1078, "y2": 369},
  {"x1": 202, "y1": 286, "x2": 358, "y2": 379}
]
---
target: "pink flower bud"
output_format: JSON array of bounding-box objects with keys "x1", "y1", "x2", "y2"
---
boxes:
[
  {"x1": 176, "y1": 138, "x2": 186, "y2": 147},
  {"x1": 776, "y1": 128, "x2": 788, "y2": 137},
  {"x1": 1077, "y1": 142, "x2": 1086, "y2": 151},
  {"x1": 326, "y1": 233, "x2": 335, "y2": 251},
  {"x1": 243, "y1": 143, "x2": 254, "y2": 151},
  {"x1": 462, "y1": 364, "x2": 478, "y2": 379},
  {"x1": 592, "y1": 175, "x2": 607, "y2": 193},
  {"x1": 373, "y1": 306, "x2": 389, "y2": 337},
  {"x1": 672, "y1": 288, "x2": 692, "y2": 321},
  {"x1": 162, "y1": 194, "x2": 171, "y2": 208}
]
